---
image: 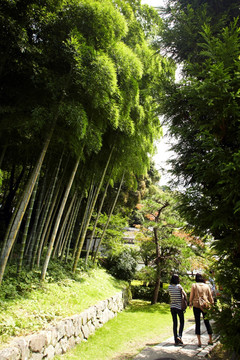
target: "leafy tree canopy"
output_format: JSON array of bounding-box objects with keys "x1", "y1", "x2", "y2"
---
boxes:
[{"x1": 161, "y1": 0, "x2": 240, "y2": 353}]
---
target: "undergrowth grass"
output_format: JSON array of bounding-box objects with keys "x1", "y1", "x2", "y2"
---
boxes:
[
  {"x1": 0, "y1": 263, "x2": 126, "y2": 347},
  {"x1": 0, "y1": 263, "x2": 194, "y2": 359},
  {"x1": 55, "y1": 300, "x2": 194, "y2": 360}
]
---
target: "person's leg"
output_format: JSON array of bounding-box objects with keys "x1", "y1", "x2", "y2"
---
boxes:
[
  {"x1": 171, "y1": 308, "x2": 178, "y2": 344},
  {"x1": 193, "y1": 307, "x2": 202, "y2": 346},
  {"x1": 208, "y1": 334, "x2": 213, "y2": 345},
  {"x1": 178, "y1": 309, "x2": 184, "y2": 340},
  {"x1": 197, "y1": 334, "x2": 201, "y2": 347},
  {"x1": 202, "y1": 311, "x2": 213, "y2": 344}
]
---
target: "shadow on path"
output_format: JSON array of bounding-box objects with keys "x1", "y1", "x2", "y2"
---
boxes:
[{"x1": 133, "y1": 321, "x2": 218, "y2": 360}]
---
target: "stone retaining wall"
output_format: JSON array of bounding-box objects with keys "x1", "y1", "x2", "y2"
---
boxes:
[{"x1": 0, "y1": 290, "x2": 128, "y2": 360}]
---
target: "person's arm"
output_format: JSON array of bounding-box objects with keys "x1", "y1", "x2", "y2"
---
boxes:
[
  {"x1": 189, "y1": 285, "x2": 194, "y2": 308},
  {"x1": 208, "y1": 286, "x2": 214, "y2": 304},
  {"x1": 180, "y1": 285, "x2": 187, "y2": 298}
]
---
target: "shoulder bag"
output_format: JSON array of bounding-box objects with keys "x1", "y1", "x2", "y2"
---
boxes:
[
  {"x1": 196, "y1": 284, "x2": 210, "y2": 312},
  {"x1": 180, "y1": 287, "x2": 188, "y2": 311}
]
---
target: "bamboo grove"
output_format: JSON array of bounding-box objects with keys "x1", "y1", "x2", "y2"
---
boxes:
[{"x1": 0, "y1": 0, "x2": 173, "y2": 284}]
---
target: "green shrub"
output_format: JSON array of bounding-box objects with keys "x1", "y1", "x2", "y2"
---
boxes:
[
  {"x1": 135, "y1": 267, "x2": 156, "y2": 286},
  {"x1": 131, "y1": 285, "x2": 170, "y2": 303},
  {"x1": 102, "y1": 248, "x2": 138, "y2": 282},
  {"x1": 211, "y1": 300, "x2": 240, "y2": 356},
  {"x1": 0, "y1": 266, "x2": 42, "y2": 300}
]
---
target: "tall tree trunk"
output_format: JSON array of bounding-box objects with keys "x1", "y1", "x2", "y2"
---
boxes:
[
  {"x1": 42, "y1": 186, "x2": 64, "y2": 251},
  {"x1": 36, "y1": 183, "x2": 61, "y2": 265},
  {"x1": 28, "y1": 174, "x2": 47, "y2": 269},
  {"x1": 151, "y1": 202, "x2": 169, "y2": 305},
  {"x1": 53, "y1": 191, "x2": 77, "y2": 258},
  {"x1": 64, "y1": 196, "x2": 82, "y2": 262},
  {"x1": 72, "y1": 181, "x2": 94, "y2": 261},
  {"x1": 151, "y1": 227, "x2": 161, "y2": 305},
  {"x1": 41, "y1": 156, "x2": 80, "y2": 281},
  {"x1": 85, "y1": 173, "x2": 112, "y2": 263},
  {"x1": 91, "y1": 230, "x2": 100, "y2": 258},
  {"x1": 3, "y1": 164, "x2": 25, "y2": 225},
  {"x1": 72, "y1": 147, "x2": 114, "y2": 273},
  {"x1": 17, "y1": 174, "x2": 40, "y2": 275},
  {"x1": 0, "y1": 127, "x2": 54, "y2": 285},
  {"x1": 0, "y1": 144, "x2": 7, "y2": 169},
  {"x1": 0, "y1": 193, "x2": 22, "y2": 256},
  {"x1": 36, "y1": 152, "x2": 64, "y2": 241},
  {"x1": 60, "y1": 194, "x2": 79, "y2": 261},
  {"x1": 93, "y1": 172, "x2": 125, "y2": 264},
  {"x1": 36, "y1": 156, "x2": 66, "y2": 266}
]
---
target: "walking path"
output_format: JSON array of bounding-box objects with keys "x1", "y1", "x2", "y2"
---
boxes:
[{"x1": 133, "y1": 321, "x2": 218, "y2": 360}]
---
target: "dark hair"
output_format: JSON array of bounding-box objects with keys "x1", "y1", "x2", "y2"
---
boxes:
[
  {"x1": 195, "y1": 273, "x2": 205, "y2": 283},
  {"x1": 170, "y1": 274, "x2": 180, "y2": 285}
]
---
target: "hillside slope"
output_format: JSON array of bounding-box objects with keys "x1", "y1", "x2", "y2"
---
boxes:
[{"x1": 0, "y1": 265, "x2": 126, "y2": 347}]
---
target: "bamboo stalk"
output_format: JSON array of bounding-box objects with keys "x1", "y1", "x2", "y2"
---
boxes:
[
  {"x1": 17, "y1": 174, "x2": 40, "y2": 274},
  {"x1": 64, "y1": 194, "x2": 82, "y2": 262},
  {"x1": 60, "y1": 194, "x2": 79, "y2": 261},
  {"x1": 72, "y1": 146, "x2": 114, "y2": 273},
  {"x1": 85, "y1": 172, "x2": 112, "y2": 264},
  {"x1": 53, "y1": 192, "x2": 76, "y2": 258},
  {"x1": 93, "y1": 172, "x2": 125, "y2": 264},
  {"x1": 36, "y1": 156, "x2": 67, "y2": 266},
  {"x1": 72, "y1": 181, "x2": 94, "y2": 260},
  {"x1": 41, "y1": 156, "x2": 80, "y2": 281},
  {"x1": 28, "y1": 175, "x2": 47, "y2": 268},
  {"x1": 0, "y1": 127, "x2": 54, "y2": 285}
]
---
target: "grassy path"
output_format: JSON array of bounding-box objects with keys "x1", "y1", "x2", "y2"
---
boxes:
[{"x1": 55, "y1": 300, "x2": 194, "y2": 360}]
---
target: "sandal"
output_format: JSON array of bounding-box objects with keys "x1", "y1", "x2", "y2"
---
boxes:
[{"x1": 208, "y1": 341, "x2": 213, "y2": 345}]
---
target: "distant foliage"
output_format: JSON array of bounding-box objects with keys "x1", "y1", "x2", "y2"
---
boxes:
[
  {"x1": 131, "y1": 285, "x2": 170, "y2": 303},
  {"x1": 103, "y1": 248, "x2": 138, "y2": 282}
]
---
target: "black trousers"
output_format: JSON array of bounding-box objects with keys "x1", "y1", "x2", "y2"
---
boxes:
[
  {"x1": 193, "y1": 307, "x2": 213, "y2": 335},
  {"x1": 171, "y1": 307, "x2": 184, "y2": 342}
]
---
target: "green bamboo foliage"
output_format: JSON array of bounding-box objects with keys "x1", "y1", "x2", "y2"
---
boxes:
[{"x1": 0, "y1": 0, "x2": 168, "y2": 282}]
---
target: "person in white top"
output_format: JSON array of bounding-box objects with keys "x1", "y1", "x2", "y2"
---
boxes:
[
  {"x1": 189, "y1": 273, "x2": 214, "y2": 347},
  {"x1": 168, "y1": 274, "x2": 187, "y2": 346}
]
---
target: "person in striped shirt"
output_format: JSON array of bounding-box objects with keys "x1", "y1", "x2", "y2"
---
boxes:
[{"x1": 168, "y1": 274, "x2": 187, "y2": 346}]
